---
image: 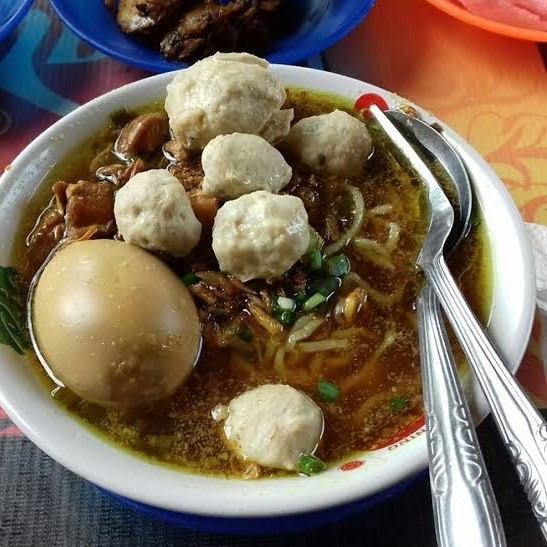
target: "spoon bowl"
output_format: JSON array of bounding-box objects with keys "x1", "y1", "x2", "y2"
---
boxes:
[{"x1": 385, "y1": 111, "x2": 472, "y2": 254}]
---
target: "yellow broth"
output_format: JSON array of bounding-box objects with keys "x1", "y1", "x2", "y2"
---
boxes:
[{"x1": 12, "y1": 89, "x2": 491, "y2": 478}]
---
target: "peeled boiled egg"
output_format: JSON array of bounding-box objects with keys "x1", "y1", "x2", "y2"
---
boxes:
[{"x1": 31, "y1": 239, "x2": 201, "y2": 408}]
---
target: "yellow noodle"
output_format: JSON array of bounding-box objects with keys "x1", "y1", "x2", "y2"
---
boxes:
[
  {"x1": 248, "y1": 303, "x2": 283, "y2": 335},
  {"x1": 297, "y1": 339, "x2": 349, "y2": 352},
  {"x1": 353, "y1": 238, "x2": 395, "y2": 270},
  {"x1": 322, "y1": 354, "x2": 354, "y2": 369},
  {"x1": 273, "y1": 346, "x2": 288, "y2": 378},
  {"x1": 343, "y1": 273, "x2": 403, "y2": 308},
  {"x1": 343, "y1": 289, "x2": 368, "y2": 324},
  {"x1": 324, "y1": 184, "x2": 365, "y2": 257},
  {"x1": 341, "y1": 330, "x2": 399, "y2": 393},
  {"x1": 286, "y1": 316, "x2": 324, "y2": 351},
  {"x1": 331, "y1": 326, "x2": 365, "y2": 339},
  {"x1": 369, "y1": 204, "x2": 393, "y2": 216},
  {"x1": 309, "y1": 353, "x2": 328, "y2": 376}
]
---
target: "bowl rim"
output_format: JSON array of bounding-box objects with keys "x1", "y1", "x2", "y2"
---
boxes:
[
  {"x1": 48, "y1": 0, "x2": 377, "y2": 73},
  {"x1": 0, "y1": 65, "x2": 536, "y2": 518}
]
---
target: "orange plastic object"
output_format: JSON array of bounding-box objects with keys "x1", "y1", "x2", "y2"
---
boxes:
[{"x1": 425, "y1": 0, "x2": 547, "y2": 41}]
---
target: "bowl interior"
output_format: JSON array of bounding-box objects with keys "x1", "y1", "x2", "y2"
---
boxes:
[
  {"x1": 49, "y1": 0, "x2": 376, "y2": 72},
  {"x1": 0, "y1": 66, "x2": 535, "y2": 518}
]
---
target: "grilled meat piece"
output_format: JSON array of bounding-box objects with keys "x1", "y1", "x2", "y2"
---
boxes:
[
  {"x1": 23, "y1": 199, "x2": 65, "y2": 281},
  {"x1": 65, "y1": 181, "x2": 116, "y2": 239},
  {"x1": 160, "y1": 0, "x2": 283, "y2": 62},
  {"x1": 116, "y1": 0, "x2": 182, "y2": 35},
  {"x1": 115, "y1": 112, "x2": 169, "y2": 158}
]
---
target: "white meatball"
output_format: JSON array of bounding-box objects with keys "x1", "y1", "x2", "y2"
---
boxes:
[
  {"x1": 213, "y1": 384, "x2": 324, "y2": 471},
  {"x1": 114, "y1": 169, "x2": 201, "y2": 257},
  {"x1": 165, "y1": 52, "x2": 288, "y2": 150},
  {"x1": 282, "y1": 110, "x2": 372, "y2": 178},
  {"x1": 259, "y1": 108, "x2": 294, "y2": 145},
  {"x1": 202, "y1": 133, "x2": 292, "y2": 200},
  {"x1": 212, "y1": 191, "x2": 310, "y2": 282}
]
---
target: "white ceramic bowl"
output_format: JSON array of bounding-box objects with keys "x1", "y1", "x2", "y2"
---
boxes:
[{"x1": 0, "y1": 66, "x2": 535, "y2": 527}]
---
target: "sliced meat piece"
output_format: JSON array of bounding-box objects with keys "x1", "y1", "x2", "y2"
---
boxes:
[
  {"x1": 167, "y1": 156, "x2": 204, "y2": 191},
  {"x1": 52, "y1": 180, "x2": 68, "y2": 215},
  {"x1": 115, "y1": 113, "x2": 169, "y2": 158},
  {"x1": 95, "y1": 159, "x2": 147, "y2": 186},
  {"x1": 116, "y1": 0, "x2": 181, "y2": 35},
  {"x1": 163, "y1": 139, "x2": 192, "y2": 163},
  {"x1": 24, "y1": 200, "x2": 65, "y2": 281},
  {"x1": 187, "y1": 189, "x2": 219, "y2": 226},
  {"x1": 65, "y1": 181, "x2": 116, "y2": 239}
]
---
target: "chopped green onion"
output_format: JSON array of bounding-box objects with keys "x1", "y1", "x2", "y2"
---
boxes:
[
  {"x1": 275, "y1": 310, "x2": 296, "y2": 326},
  {"x1": 181, "y1": 272, "x2": 199, "y2": 285},
  {"x1": 308, "y1": 276, "x2": 341, "y2": 299},
  {"x1": 307, "y1": 226, "x2": 325, "y2": 253},
  {"x1": 317, "y1": 380, "x2": 340, "y2": 403},
  {"x1": 294, "y1": 291, "x2": 308, "y2": 305},
  {"x1": 276, "y1": 296, "x2": 296, "y2": 312},
  {"x1": 325, "y1": 254, "x2": 351, "y2": 277},
  {"x1": 238, "y1": 326, "x2": 253, "y2": 342},
  {"x1": 302, "y1": 292, "x2": 326, "y2": 312},
  {"x1": 390, "y1": 396, "x2": 409, "y2": 412},
  {"x1": 307, "y1": 249, "x2": 323, "y2": 272},
  {"x1": 297, "y1": 454, "x2": 326, "y2": 476}
]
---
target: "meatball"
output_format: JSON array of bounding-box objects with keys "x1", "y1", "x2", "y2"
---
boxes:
[
  {"x1": 114, "y1": 169, "x2": 201, "y2": 257},
  {"x1": 213, "y1": 384, "x2": 324, "y2": 471},
  {"x1": 164, "y1": 52, "x2": 290, "y2": 150},
  {"x1": 201, "y1": 133, "x2": 292, "y2": 200},
  {"x1": 282, "y1": 110, "x2": 372, "y2": 178},
  {"x1": 259, "y1": 108, "x2": 294, "y2": 145},
  {"x1": 212, "y1": 190, "x2": 310, "y2": 282}
]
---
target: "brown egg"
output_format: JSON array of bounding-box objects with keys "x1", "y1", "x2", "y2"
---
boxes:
[{"x1": 31, "y1": 239, "x2": 201, "y2": 408}]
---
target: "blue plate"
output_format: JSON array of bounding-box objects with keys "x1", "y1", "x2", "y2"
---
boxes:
[
  {"x1": 48, "y1": 0, "x2": 376, "y2": 73},
  {"x1": 0, "y1": 0, "x2": 33, "y2": 43},
  {"x1": 98, "y1": 470, "x2": 427, "y2": 535}
]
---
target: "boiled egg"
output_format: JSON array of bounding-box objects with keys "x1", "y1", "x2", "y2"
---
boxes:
[{"x1": 31, "y1": 239, "x2": 201, "y2": 408}]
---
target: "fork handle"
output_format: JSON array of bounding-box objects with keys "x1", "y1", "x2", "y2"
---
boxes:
[
  {"x1": 418, "y1": 283, "x2": 506, "y2": 547},
  {"x1": 425, "y1": 254, "x2": 547, "y2": 541}
]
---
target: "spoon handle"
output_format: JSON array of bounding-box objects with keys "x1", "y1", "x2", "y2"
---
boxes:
[
  {"x1": 417, "y1": 283, "x2": 506, "y2": 547},
  {"x1": 425, "y1": 254, "x2": 547, "y2": 541}
]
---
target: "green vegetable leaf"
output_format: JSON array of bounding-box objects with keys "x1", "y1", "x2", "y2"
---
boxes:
[
  {"x1": 324, "y1": 254, "x2": 351, "y2": 277},
  {"x1": 317, "y1": 380, "x2": 340, "y2": 403},
  {"x1": 297, "y1": 454, "x2": 326, "y2": 476},
  {"x1": 0, "y1": 266, "x2": 30, "y2": 355},
  {"x1": 389, "y1": 396, "x2": 409, "y2": 413}
]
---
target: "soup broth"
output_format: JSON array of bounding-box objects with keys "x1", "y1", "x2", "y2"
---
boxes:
[{"x1": 12, "y1": 89, "x2": 491, "y2": 478}]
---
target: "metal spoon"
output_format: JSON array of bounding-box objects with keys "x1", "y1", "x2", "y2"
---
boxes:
[
  {"x1": 372, "y1": 104, "x2": 547, "y2": 543},
  {"x1": 373, "y1": 107, "x2": 506, "y2": 546}
]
